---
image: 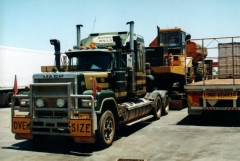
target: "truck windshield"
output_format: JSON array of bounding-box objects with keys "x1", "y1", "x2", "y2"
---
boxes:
[
  {"x1": 160, "y1": 32, "x2": 181, "y2": 47},
  {"x1": 68, "y1": 51, "x2": 113, "y2": 71}
]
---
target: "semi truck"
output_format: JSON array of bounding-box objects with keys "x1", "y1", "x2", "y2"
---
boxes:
[
  {"x1": 11, "y1": 21, "x2": 169, "y2": 148},
  {"x1": 185, "y1": 38, "x2": 240, "y2": 115},
  {"x1": 145, "y1": 27, "x2": 208, "y2": 109},
  {"x1": 0, "y1": 46, "x2": 54, "y2": 107}
]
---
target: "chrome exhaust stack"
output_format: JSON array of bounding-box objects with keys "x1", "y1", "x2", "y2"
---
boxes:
[
  {"x1": 76, "y1": 24, "x2": 83, "y2": 46},
  {"x1": 50, "y1": 39, "x2": 61, "y2": 67},
  {"x1": 126, "y1": 21, "x2": 136, "y2": 92},
  {"x1": 157, "y1": 26, "x2": 160, "y2": 46}
]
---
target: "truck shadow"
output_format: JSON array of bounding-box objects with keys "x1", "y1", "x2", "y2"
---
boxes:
[
  {"x1": 115, "y1": 121, "x2": 150, "y2": 139},
  {"x1": 3, "y1": 136, "x2": 95, "y2": 156},
  {"x1": 2, "y1": 121, "x2": 152, "y2": 156},
  {"x1": 177, "y1": 111, "x2": 240, "y2": 127}
]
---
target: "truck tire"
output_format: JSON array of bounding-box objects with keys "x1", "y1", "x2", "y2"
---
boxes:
[
  {"x1": 152, "y1": 96, "x2": 162, "y2": 119},
  {"x1": 97, "y1": 110, "x2": 115, "y2": 148},
  {"x1": 5, "y1": 92, "x2": 13, "y2": 107},
  {"x1": 163, "y1": 95, "x2": 170, "y2": 115}
]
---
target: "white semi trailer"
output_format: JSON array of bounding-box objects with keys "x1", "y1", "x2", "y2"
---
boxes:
[{"x1": 0, "y1": 46, "x2": 55, "y2": 107}]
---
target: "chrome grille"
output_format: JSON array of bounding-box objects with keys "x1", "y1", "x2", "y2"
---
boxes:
[
  {"x1": 32, "y1": 78, "x2": 75, "y2": 118},
  {"x1": 30, "y1": 81, "x2": 73, "y2": 135}
]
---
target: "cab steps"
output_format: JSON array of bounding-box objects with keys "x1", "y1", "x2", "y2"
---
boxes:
[{"x1": 125, "y1": 115, "x2": 154, "y2": 126}]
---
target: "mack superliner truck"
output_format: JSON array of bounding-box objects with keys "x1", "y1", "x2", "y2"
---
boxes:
[
  {"x1": 11, "y1": 21, "x2": 169, "y2": 148},
  {"x1": 145, "y1": 27, "x2": 208, "y2": 109},
  {"x1": 185, "y1": 38, "x2": 240, "y2": 115}
]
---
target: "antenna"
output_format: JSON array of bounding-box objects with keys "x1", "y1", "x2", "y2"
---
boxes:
[
  {"x1": 92, "y1": 16, "x2": 96, "y2": 33},
  {"x1": 65, "y1": 34, "x2": 68, "y2": 51}
]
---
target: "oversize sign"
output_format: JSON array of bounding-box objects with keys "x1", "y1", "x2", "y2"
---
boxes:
[
  {"x1": 202, "y1": 92, "x2": 238, "y2": 100},
  {"x1": 12, "y1": 118, "x2": 31, "y2": 133},
  {"x1": 69, "y1": 120, "x2": 92, "y2": 136}
]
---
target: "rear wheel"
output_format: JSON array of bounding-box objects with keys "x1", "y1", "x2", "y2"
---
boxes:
[
  {"x1": 97, "y1": 110, "x2": 115, "y2": 148},
  {"x1": 152, "y1": 96, "x2": 162, "y2": 119},
  {"x1": 163, "y1": 95, "x2": 170, "y2": 115}
]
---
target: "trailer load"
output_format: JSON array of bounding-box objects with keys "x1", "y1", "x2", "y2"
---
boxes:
[{"x1": 145, "y1": 27, "x2": 208, "y2": 109}]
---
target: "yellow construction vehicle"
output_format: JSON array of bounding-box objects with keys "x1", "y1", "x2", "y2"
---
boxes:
[{"x1": 146, "y1": 27, "x2": 208, "y2": 109}]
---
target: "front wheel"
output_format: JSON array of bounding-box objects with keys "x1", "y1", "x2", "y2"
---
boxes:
[{"x1": 97, "y1": 110, "x2": 115, "y2": 148}]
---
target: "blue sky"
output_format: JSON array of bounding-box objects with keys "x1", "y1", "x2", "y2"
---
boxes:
[{"x1": 0, "y1": 0, "x2": 240, "y2": 52}]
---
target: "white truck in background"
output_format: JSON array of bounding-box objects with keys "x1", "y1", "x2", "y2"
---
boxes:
[{"x1": 0, "y1": 46, "x2": 56, "y2": 107}]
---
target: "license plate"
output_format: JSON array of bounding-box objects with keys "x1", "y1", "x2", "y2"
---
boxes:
[
  {"x1": 12, "y1": 117, "x2": 31, "y2": 133},
  {"x1": 69, "y1": 120, "x2": 92, "y2": 136},
  {"x1": 202, "y1": 92, "x2": 238, "y2": 100}
]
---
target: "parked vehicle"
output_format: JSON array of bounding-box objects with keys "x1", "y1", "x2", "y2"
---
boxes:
[
  {"x1": 11, "y1": 22, "x2": 169, "y2": 148},
  {"x1": 0, "y1": 46, "x2": 54, "y2": 107},
  {"x1": 145, "y1": 27, "x2": 208, "y2": 109}
]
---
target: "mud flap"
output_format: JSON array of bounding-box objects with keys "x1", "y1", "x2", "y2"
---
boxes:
[
  {"x1": 170, "y1": 100, "x2": 182, "y2": 110},
  {"x1": 188, "y1": 107, "x2": 202, "y2": 115}
]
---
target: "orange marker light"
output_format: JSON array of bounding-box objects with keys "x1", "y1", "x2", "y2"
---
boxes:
[{"x1": 90, "y1": 42, "x2": 96, "y2": 49}]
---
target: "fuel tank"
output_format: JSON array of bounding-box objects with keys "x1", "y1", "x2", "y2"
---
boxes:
[{"x1": 118, "y1": 98, "x2": 153, "y2": 123}]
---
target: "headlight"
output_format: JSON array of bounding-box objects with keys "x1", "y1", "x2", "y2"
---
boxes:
[
  {"x1": 36, "y1": 99, "x2": 44, "y2": 107},
  {"x1": 82, "y1": 100, "x2": 92, "y2": 107},
  {"x1": 20, "y1": 99, "x2": 30, "y2": 107},
  {"x1": 57, "y1": 98, "x2": 66, "y2": 107}
]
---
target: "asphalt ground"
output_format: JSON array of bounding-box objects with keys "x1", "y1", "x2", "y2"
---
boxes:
[{"x1": 1, "y1": 107, "x2": 240, "y2": 161}]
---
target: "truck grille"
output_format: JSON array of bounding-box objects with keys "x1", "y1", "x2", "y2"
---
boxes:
[
  {"x1": 32, "y1": 78, "x2": 75, "y2": 118},
  {"x1": 30, "y1": 78, "x2": 75, "y2": 135}
]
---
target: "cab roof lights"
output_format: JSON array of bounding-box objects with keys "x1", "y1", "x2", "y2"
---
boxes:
[
  {"x1": 107, "y1": 47, "x2": 113, "y2": 50},
  {"x1": 90, "y1": 42, "x2": 97, "y2": 49}
]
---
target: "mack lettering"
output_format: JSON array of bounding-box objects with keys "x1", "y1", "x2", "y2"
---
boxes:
[{"x1": 44, "y1": 74, "x2": 64, "y2": 78}]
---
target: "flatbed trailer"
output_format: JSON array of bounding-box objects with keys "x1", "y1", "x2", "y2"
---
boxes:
[
  {"x1": 186, "y1": 79, "x2": 240, "y2": 86},
  {"x1": 185, "y1": 36, "x2": 240, "y2": 115}
]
